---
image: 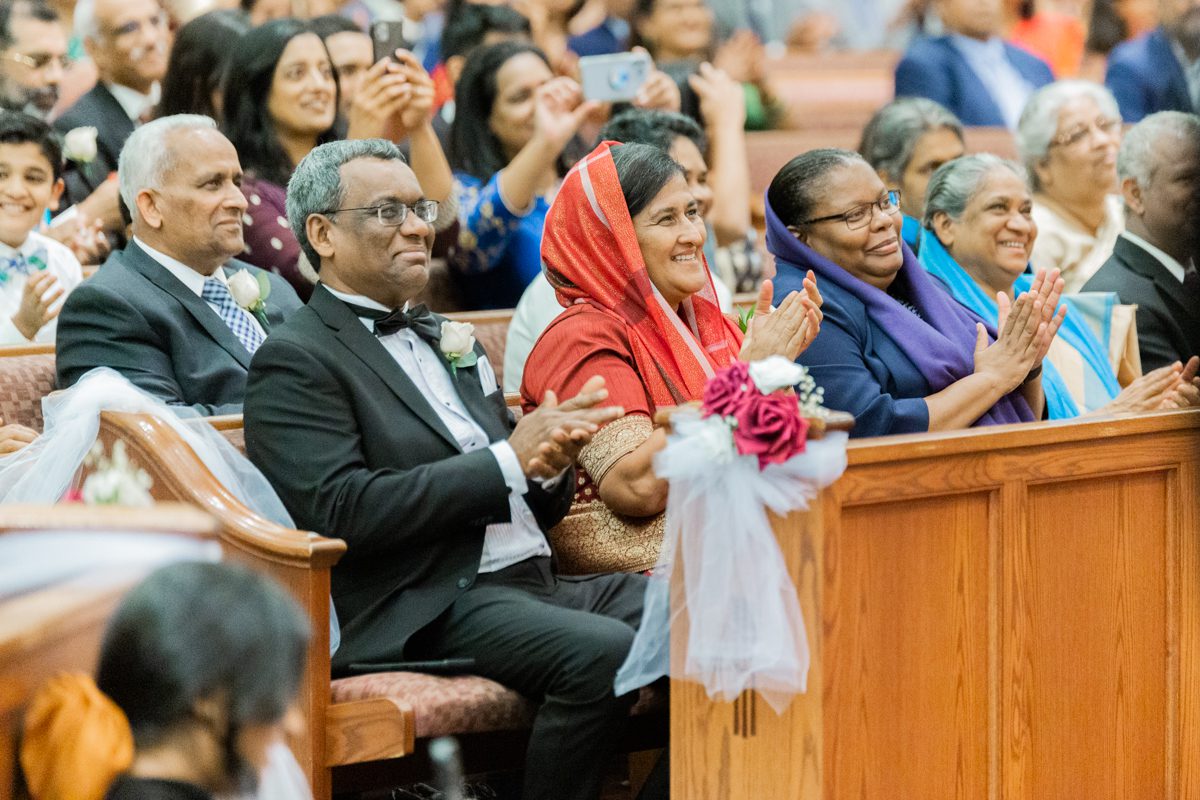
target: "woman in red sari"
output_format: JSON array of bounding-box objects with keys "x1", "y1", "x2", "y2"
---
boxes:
[{"x1": 521, "y1": 141, "x2": 821, "y2": 573}]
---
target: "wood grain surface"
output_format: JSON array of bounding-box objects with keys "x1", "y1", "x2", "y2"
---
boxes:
[{"x1": 671, "y1": 409, "x2": 1200, "y2": 800}]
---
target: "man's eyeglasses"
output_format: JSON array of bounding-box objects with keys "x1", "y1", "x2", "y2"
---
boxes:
[
  {"x1": 326, "y1": 199, "x2": 439, "y2": 227},
  {"x1": 798, "y1": 190, "x2": 901, "y2": 230},
  {"x1": 1049, "y1": 117, "x2": 1121, "y2": 149},
  {"x1": 5, "y1": 52, "x2": 72, "y2": 71}
]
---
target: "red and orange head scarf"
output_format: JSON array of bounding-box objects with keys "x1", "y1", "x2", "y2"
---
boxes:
[{"x1": 540, "y1": 141, "x2": 743, "y2": 407}]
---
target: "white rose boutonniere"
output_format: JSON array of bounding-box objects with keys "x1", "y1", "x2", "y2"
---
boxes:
[
  {"x1": 228, "y1": 269, "x2": 272, "y2": 330},
  {"x1": 439, "y1": 320, "x2": 477, "y2": 376},
  {"x1": 63, "y1": 126, "x2": 98, "y2": 163},
  {"x1": 62, "y1": 126, "x2": 102, "y2": 186}
]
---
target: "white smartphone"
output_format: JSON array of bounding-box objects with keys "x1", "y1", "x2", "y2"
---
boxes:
[{"x1": 579, "y1": 51, "x2": 652, "y2": 103}]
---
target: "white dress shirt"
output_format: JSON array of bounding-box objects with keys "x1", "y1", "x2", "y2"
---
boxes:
[
  {"x1": 106, "y1": 82, "x2": 161, "y2": 123},
  {"x1": 323, "y1": 284, "x2": 553, "y2": 573},
  {"x1": 950, "y1": 34, "x2": 1036, "y2": 130},
  {"x1": 0, "y1": 231, "x2": 83, "y2": 344},
  {"x1": 133, "y1": 237, "x2": 267, "y2": 339},
  {"x1": 1120, "y1": 231, "x2": 1195, "y2": 283}
]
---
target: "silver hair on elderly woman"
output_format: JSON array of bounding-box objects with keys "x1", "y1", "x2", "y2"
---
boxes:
[
  {"x1": 859, "y1": 98, "x2": 965, "y2": 223},
  {"x1": 922, "y1": 153, "x2": 1027, "y2": 229},
  {"x1": 1015, "y1": 80, "x2": 1124, "y2": 291}
]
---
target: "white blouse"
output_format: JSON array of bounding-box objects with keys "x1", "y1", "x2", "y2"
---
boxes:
[{"x1": 1030, "y1": 194, "x2": 1124, "y2": 294}]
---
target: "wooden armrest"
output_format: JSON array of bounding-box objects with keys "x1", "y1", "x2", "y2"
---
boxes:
[
  {"x1": 97, "y1": 411, "x2": 344, "y2": 569},
  {"x1": 326, "y1": 698, "x2": 416, "y2": 766},
  {"x1": 205, "y1": 413, "x2": 243, "y2": 432}
]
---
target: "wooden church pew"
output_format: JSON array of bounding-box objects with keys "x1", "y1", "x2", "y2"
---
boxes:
[
  {"x1": 86, "y1": 410, "x2": 665, "y2": 800},
  {"x1": 672, "y1": 409, "x2": 1200, "y2": 799}
]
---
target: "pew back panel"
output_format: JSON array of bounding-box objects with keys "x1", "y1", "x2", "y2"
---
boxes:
[
  {"x1": 0, "y1": 346, "x2": 54, "y2": 431},
  {"x1": 672, "y1": 410, "x2": 1200, "y2": 800}
]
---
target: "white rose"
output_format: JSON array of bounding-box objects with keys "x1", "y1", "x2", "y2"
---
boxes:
[
  {"x1": 227, "y1": 269, "x2": 261, "y2": 309},
  {"x1": 62, "y1": 126, "x2": 98, "y2": 163},
  {"x1": 748, "y1": 355, "x2": 806, "y2": 394},
  {"x1": 689, "y1": 414, "x2": 735, "y2": 464},
  {"x1": 439, "y1": 320, "x2": 476, "y2": 357}
]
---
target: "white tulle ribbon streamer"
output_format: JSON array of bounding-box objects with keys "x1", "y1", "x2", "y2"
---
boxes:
[
  {"x1": 614, "y1": 409, "x2": 848, "y2": 713},
  {"x1": 0, "y1": 367, "x2": 340, "y2": 655}
]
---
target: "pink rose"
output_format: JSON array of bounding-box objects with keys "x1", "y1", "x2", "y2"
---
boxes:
[
  {"x1": 702, "y1": 361, "x2": 757, "y2": 418},
  {"x1": 732, "y1": 393, "x2": 809, "y2": 469}
]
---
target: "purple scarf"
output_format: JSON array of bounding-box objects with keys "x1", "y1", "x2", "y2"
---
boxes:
[{"x1": 764, "y1": 197, "x2": 1034, "y2": 427}]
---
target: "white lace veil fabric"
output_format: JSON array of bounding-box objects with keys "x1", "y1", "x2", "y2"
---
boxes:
[
  {"x1": 0, "y1": 368, "x2": 340, "y2": 654},
  {"x1": 614, "y1": 410, "x2": 848, "y2": 713}
]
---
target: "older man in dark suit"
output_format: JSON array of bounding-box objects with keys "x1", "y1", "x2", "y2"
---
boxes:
[
  {"x1": 56, "y1": 114, "x2": 302, "y2": 415},
  {"x1": 1083, "y1": 111, "x2": 1200, "y2": 371},
  {"x1": 243, "y1": 138, "x2": 660, "y2": 800}
]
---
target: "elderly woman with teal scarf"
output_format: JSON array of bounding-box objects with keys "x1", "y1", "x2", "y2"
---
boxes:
[{"x1": 920, "y1": 154, "x2": 1200, "y2": 417}]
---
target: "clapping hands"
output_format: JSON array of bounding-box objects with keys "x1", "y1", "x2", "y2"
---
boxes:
[
  {"x1": 11, "y1": 271, "x2": 64, "y2": 341},
  {"x1": 738, "y1": 272, "x2": 823, "y2": 363},
  {"x1": 975, "y1": 269, "x2": 1066, "y2": 392},
  {"x1": 510, "y1": 375, "x2": 623, "y2": 479}
]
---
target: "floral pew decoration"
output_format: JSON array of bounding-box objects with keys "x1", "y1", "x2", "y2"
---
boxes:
[{"x1": 616, "y1": 357, "x2": 850, "y2": 714}]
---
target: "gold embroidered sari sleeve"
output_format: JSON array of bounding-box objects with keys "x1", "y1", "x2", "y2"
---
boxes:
[{"x1": 578, "y1": 414, "x2": 653, "y2": 488}]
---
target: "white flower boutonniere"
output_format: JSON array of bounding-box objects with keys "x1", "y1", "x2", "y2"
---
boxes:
[
  {"x1": 63, "y1": 126, "x2": 98, "y2": 163},
  {"x1": 63, "y1": 126, "x2": 103, "y2": 186},
  {"x1": 439, "y1": 320, "x2": 478, "y2": 376},
  {"x1": 228, "y1": 268, "x2": 272, "y2": 330}
]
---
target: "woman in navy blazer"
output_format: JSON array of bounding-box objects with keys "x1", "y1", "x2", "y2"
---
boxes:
[{"x1": 764, "y1": 148, "x2": 1065, "y2": 437}]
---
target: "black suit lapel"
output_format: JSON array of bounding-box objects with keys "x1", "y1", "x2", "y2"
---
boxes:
[
  {"x1": 123, "y1": 243, "x2": 253, "y2": 369},
  {"x1": 1116, "y1": 237, "x2": 1200, "y2": 325},
  {"x1": 309, "y1": 285, "x2": 463, "y2": 452},
  {"x1": 90, "y1": 85, "x2": 136, "y2": 170}
]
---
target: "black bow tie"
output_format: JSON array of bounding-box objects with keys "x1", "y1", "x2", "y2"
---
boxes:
[{"x1": 345, "y1": 301, "x2": 441, "y2": 342}]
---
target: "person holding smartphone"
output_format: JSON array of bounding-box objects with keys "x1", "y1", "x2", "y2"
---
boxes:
[{"x1": 222, "y1": 19, "x2": 456, "y2": 301}]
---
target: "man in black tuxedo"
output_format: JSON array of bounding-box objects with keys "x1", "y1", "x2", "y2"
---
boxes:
[
  {"x1": 56, "y1": 115, "x2": 302, "y2": 415},
  {"x1": 1083, "y1": 111, "x2": 1200, "y2": 372},
  {"x1": 243, "y1": 139, "x2": 656, "y2": 800}
]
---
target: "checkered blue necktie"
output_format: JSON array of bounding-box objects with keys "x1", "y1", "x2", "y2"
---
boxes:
[{"x1": 201, "y1": 277, "x2": 264, "y2": 354}]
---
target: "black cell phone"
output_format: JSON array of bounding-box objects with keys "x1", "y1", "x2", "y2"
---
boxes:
[{"x1": 371, "y1": 19, "x2": 410, "y2": 64}]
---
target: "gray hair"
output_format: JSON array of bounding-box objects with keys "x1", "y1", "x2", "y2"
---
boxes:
[
  {"x1": 74, "y1": 0, "x2": 98, "y2": 40},
  {"x1": 923, "y1": 154, "x2": 1027, "y2": 229},
  {"x1": 1016, "y1": 80, "x2": 1120, "y2": 191},
  {"x1": 859, "y1": 97, "x2": 964, "y2": 180},
  {"x1": 1117, "y1": 110, "x2": 1200, "y2": 188},
  {"x1": 118, "y1": 114, "x2": 218, "y2": 218},
  {"x1": 286, "y1": 138, "x2": 406, "y2": 270}
]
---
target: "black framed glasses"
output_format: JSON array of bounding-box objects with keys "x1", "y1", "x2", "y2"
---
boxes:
[
  {"x1": 326, "y1": 199, "x2": 439, "y2": 227},
  {"x1": 798, "y1": 190, "x2": 901, "y2": 230},
  {"x1": 1049, "y1": 117, "x2": 1121, "y2": 149}
]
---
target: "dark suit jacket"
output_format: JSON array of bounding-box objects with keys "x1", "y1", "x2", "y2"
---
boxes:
[
  {"x1": 55, "y1": 241, "x2": 303, "y2": 415},
  {"x1": 243, "y1": 284, "x2": 574, "y2": 674},
  {"x1": 54, "y1": 83, "x2": 136, "y2": 200},
  {"x1": 776, "y1": 262, "x2": 934, "y2": 437},
  {"x1": 1081, "y1": 236, "x2": 1200, "y2": 371},
  {"x1": 1105, "y1": 28, "x2": 1191, "y2": 123},
  {"x1": 894, "y1": 35, "x2": 1055, "y2": 127}
]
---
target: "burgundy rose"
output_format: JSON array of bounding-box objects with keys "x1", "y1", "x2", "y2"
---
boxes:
[
  {"x1": 702, "y1": 361, "x2": 757, "y2": 419},
  {"x1": 732, "y1": 392, "x2": 809, "y2": 469}
]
